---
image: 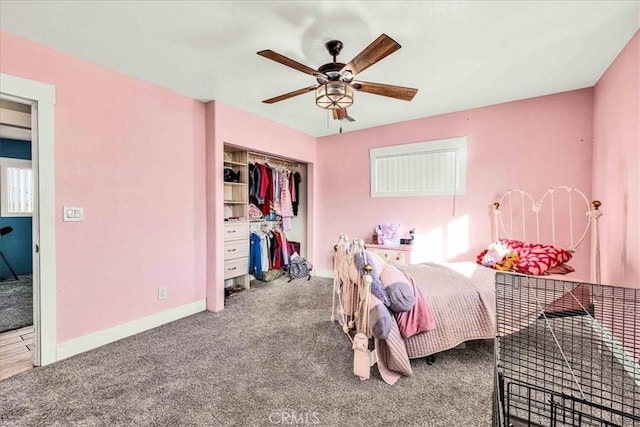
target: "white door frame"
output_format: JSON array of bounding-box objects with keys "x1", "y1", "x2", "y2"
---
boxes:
[{"x1": 1, "y1": 73, "x2": 57, "y2": 365}]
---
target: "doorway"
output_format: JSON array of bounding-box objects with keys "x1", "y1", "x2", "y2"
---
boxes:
[
  {"x1": 0, "y1": 72, "x2": 57, "y2": 372},
  {"x1": 0, "y1": 99, "x2": 35, "y2": 378}
]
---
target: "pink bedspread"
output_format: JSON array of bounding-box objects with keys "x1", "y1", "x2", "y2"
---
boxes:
[
  {"x1": 401, "y1": 262, "x2": 496, "y2": 359},
  {"x1": 374, "y1": 262, "x2": 495, "y2": 384}
]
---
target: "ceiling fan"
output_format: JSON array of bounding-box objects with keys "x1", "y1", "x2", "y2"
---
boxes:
[{"x1": 257, "y1": 34, "x2": 418, "y2": 121}]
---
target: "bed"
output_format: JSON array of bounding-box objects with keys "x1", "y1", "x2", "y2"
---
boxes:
[{"x1": 331, "y1": 186, "x2": 603, "y2": 384}]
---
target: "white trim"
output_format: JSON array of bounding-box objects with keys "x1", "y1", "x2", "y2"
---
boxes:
[
  {"x1": 57, "y1": 300, "x2": 207, "y2": 361},
  {"x1": 588, "y1": 318, "x2": 640, "y2": 387},
  {"x1": 0, "y1": 74, "x2": 56, "y2": 104},
  {"x1": 315, "y1": 268, "x2": 334, "y2": 279},
  {"x1": 1, "y1": 72, "x2": 57, "y2": 366}
]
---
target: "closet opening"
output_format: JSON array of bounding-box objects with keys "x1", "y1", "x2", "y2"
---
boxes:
[{"x1": 222, "y1": 145, "x2": 309, "y2": 302}]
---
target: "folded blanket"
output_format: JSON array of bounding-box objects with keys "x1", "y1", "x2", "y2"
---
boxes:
[
  {"x1": 375, "y1": 319, "x2": 412, "y2": 385},
  {"x1": 395, "y1": 274, "x2": 436, "y2": 338}
]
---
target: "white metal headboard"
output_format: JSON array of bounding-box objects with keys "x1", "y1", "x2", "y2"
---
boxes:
[{"x1": 492, "y1": 186, "x2": 603, "y2": 282}]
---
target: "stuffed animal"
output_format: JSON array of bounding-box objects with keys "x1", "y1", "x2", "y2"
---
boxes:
[
  {"x1": 480, "y1": 241, "x2": 512, "y2": 267},
  {"x1": 494, "y1": 251, "x2": 518, "y2": 271},
  {"x1": 355, "y1": 250, "x2": 416, "y2": 339}
]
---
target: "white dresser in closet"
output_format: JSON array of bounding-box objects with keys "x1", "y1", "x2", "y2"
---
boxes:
[{"x1": 224, "y1": 221, "x2": 250, "y2": 289}]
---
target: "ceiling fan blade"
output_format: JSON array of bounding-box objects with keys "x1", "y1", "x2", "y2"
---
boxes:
[
  {"x1": 257, "y1": 50, "x2": 318, "y2": 76},
  {"x1": 351, "y1": 80, "x2": 418, "y2": 101},
  {"x1": 262, "y1": 86, "x2": 317, "y2": 104},
  {"x1": 332, "y1": 109, "x2": 356, "y2": 122},
  {"x1": 340, "y1": 34, "x2": 401, "y2": 76}
]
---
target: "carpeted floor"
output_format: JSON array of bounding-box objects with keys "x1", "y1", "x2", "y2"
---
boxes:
[
  {"x1": 0, "y1": 275, "x2": 33, "y2": 333},
  {"x1": 0, "y1": 276, "x2": 494, "y2": 426}
]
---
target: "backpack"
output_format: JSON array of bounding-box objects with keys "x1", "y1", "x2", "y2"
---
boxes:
[{"x1": 288, "y1": 255, "x2": 313, "y2": 282}]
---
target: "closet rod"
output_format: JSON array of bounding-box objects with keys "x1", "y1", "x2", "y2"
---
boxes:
[{"x1": 248, "y1": 151, "x2": 301, "y2": 169}]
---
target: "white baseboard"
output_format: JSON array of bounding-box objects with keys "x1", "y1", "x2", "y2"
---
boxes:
[
  {"x1": 315, "y1": 268, "x2": 334, "y2": 279},
  {"x1": 57, "y1": 299, "x2": 206, "y2": 361},
  {"x1": 588, "y1": 318, "x2": 640, "y2": 387}
]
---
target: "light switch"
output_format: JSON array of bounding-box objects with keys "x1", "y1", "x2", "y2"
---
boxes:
[{"x1": 63, "y1": 206, "x2": 84, "y2": 222}]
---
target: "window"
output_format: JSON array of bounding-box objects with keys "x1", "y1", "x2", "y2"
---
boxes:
[
  {"x1": 370, "y1": 136, "x2": 466, "y2": 197},
  {"x1": 1, "y1": 157, "x2": 33, "y2": 217}
]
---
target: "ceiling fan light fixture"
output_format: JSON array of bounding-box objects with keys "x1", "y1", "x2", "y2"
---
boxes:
[{"x1": 315, "y1": 81, "x2": 354, "y2": 110}]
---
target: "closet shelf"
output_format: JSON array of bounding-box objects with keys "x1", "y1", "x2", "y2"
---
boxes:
[
  {"x1": 224, "y1": 182, "x2": 248, "y2": 187},
  {"x1": 224, "y1": 200, "x2": 247, "y2": 204},
  {"x1": 224, "y1": 160, "x2": 246, "y2": 166}
]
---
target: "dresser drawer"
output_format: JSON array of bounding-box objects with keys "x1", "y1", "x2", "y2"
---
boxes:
[
  {"x1": 374, "y1": 249, "x2": 406, "y2": 266},
  {"x1": 365, "y1": 244, "x2": 414, "y2": 266},
  {"x1": 224, "y1": 222, "x2": 249, "y2": 241},
  {"x1": 224, "y1": 257, "x2": 249, "y2": 279},
  {"x1": 224, "y1": 240, "x2": 249, "y2": 260}
]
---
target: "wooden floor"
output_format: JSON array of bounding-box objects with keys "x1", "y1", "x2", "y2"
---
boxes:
[{"x1": 0, "y1": 326, "x2": 34, "y2": 380}]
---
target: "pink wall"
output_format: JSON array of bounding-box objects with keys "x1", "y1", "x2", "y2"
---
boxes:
[
  {"x1": 205, "y1": 101, "x2": 316, "y2": 311},
  {"x1": 0, "y1": 32, "x2": 207, "y2": 342},
  {"x1": 316, "y1": 89, "x2": 595, "y2": 278},
  {"x1": 593, "y1": 30, "x2": 639, "y2": 289}
]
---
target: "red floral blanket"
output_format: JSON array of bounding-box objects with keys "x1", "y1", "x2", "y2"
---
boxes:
[{"x1": 477, "y1": 238, "x2": 573, "y2": 276}]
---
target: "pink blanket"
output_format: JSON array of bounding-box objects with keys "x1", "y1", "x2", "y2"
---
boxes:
[
  {"x1": 476, "y1": 239, "x2": 573, "y2": 276},
  {"x1": 375, "y1": 272, "x2": 436, "y2": 384},
  {"x1": 395, "y1": 274, "x2": 435, "y2": 338}
]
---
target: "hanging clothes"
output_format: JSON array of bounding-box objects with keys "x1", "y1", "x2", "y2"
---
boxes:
[
  {"x1": 271, "y1": 231, "x2": 282, "y2": 269},
  {"x1": 271, "y1": 166, "x2": 280, "y2": 204},
  {"x1": 249, "y1": 163, "x2": 261, "y2": 201},
  {"x1": 292, "y1": 171, "x2": 302, "y2": 216},
  {"x1": 277, "y1": 170, "x2": 294, "y2": 231},
  {"x1": 262, "y1": 166, "x2": 274, "y2": 216},
  {"x1": 260, "y1": 232, "x2": 269, "y2": 273},
  {"x1": 273, "y1": 229, "x2": 290, "y2": 268},
  {"x1": 249, "y1": 232, "x2": 263, "y2": 280},
  {"x1": 254, "y1": 163, "x2": 269, "y2": 206}
]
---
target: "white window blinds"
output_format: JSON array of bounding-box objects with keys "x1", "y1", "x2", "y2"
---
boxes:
[
  {"x1": 1, "y1": 157, "x2": 33, "y2": 217},
  {"x1": 370, "y1": 136, "x2": 467, "y2": 197}
]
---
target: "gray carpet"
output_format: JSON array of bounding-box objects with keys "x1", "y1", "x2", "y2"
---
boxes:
[
  {"x1": 0, "y1": 276, "x2": 494, "y2": 426},
  {"x1": 0, "y1": 275, "x2": 33, "y2": 333}
]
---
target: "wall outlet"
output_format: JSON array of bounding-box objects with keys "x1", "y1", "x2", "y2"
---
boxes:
[{"x1": 157, "y1": 287, "x2": 167, "y2": 300}]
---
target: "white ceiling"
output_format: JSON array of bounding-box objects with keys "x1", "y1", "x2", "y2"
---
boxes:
[{"x1": 1, "y1": 1, "x2": 638, "y2": 137}]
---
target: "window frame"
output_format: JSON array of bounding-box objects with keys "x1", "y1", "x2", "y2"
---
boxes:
[{"x1": 369, "y1": 136, "x2": 467, "y2": 198}]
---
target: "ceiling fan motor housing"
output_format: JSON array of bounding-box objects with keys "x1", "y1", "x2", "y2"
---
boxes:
[
  {"x1": 317, "y1": 62, "x2": 347, "y2": 82},
  {"x1": 326, "y1": 40, "x2": 343, "y2": 58}
]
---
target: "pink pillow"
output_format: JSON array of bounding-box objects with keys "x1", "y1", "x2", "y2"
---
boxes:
[
  {"x1": 500, "y1": 239, "x2": 572, "y2": 276},
  {"x1": 364, "y1": 250, "x2": 387, "y2": 277},
  {"x1": 379, "y1": 262, "x2": 408, "y2": 287},
  {"x1": 477, "y1": 239, "x2": 573, "y2": 276}
]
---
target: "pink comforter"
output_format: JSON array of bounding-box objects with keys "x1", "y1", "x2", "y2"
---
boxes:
[{"x1": 374, "y1": 263, "x2": 493, "y2": 385}]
